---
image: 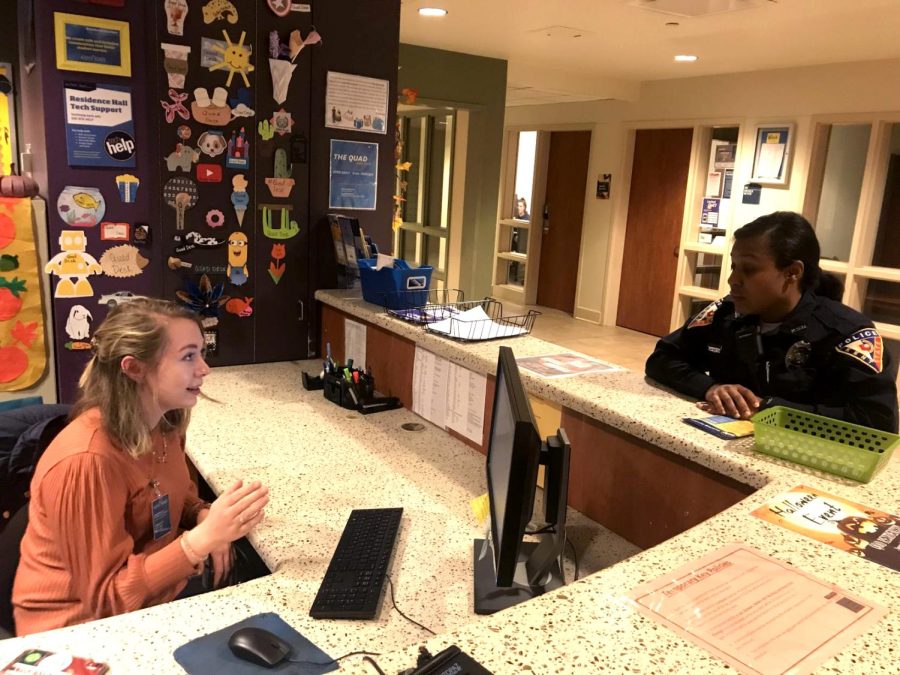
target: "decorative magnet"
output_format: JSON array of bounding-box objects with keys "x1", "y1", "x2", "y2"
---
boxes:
[
  {"x1": 206, "y1": 209, "x2": 225, "y2": 228},
  {"x1": 267, "y1": 0, "x2": 291, "y2": 17},
  {"x1": 268, "y1": 243, "x2": 286, "y2": 284},
  {"x1": 225, "y1": 296, "x2": 253, "y2": 317},
  {"x1": 268, "y1": 59, "x2": 296, "y2": 106},
  {"x1": 177, "y1": 125, "x2": 192, "y2": 141},
  {"x1": 161, "y1": 43, "x2": 191, "y2": 89},
  {"x1": 165, "y1": 142, "x2": 200, "y2": 172},
  {"x1": 261, "y1": 205, "x2": 299, "y2": 240},
  {"x1": 57, "y1": 186, "x2": 105, "y2": 227},
  {"x1": 160, "y1": 89, "x2": 190, "y2": 123},
  {"x1": 163, "y1": 176, "x2": 198, "y2": 230},
  {"x1": 133, "y1": 224, "x2": 151, "y2": 247},
  {"x1": 231, "y1": 174, "x2": 250, "y2": 226},
  {"x1": 258, "y1": 119, "x2": 275, "y2": 141},
  {"x1": 209, "y1": 30, "x2": 254, "y2": 88},
  {"x1": 191, "y1": 87, "x2": 232, "y2": 126},
  {"x1": 64, "y1": 305, "x2": 93, "y2": 341},
  {"x1": 112, "y1": 174, "x2": 140, "y2": 204},
  {"x1": 401, "y1": 87, "x2": 419, "y2": 105},
  {"x1": 270, "y1": 109, "x2": 293, "y2": 136},
  {"x1": 196, "y1": 164, "x2": 223, "y2": 182},
  {"x1": 197, "y1": 130, "x2": 228, "y2": 157},
  {"x1": 100, "y1": 244, "x2": 150, "y2": 278},
  {"x1": 45, "y1": 230, "x2": 102, "y2": 298},
  {"x1": 229, "y1": 88, "x2": 255, "y2": 118},
  {"x1": 226, "y1": 231, "x2": 249, "y2": 285},
  {"x1": 267, "y1": 29, "x2": 321, "y2": 104},
  {"x1": 173, "y1": 232, "x2": 225, "y2": 255},
  {"x1": 164, "y1": 0, "x2": 189, "y2": 36},
  {"x1": 202, "y1": 0, "x2": 238, "y2": 24},
  {"x1": 167, "y1": 256, "x2": 193, "y2": 270},
  {"x1": 100, "y1": 222, "x2": 130, "y2": 241},
  {"x1": 176, "y1": 273, "x2": 230, "y2": 325},
  {"x1": 265, "y1": 148, "x2": 294, "y2": 198},
  {"x1": 226, "y1": 127, "x2": 250, "y2": 170}
]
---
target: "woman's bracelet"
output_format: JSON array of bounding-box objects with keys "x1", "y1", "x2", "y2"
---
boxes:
[{"x1": 180, "y1": 532, "x2": 205, "y2": 567}]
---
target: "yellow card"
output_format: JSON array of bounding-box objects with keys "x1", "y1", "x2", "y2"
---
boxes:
[{"x1": 469, "y1": 493, "x2": 489, "y2": 526}]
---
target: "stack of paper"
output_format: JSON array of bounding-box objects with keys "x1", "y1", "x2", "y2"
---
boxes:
[{"x1": 427, "y1": 306, "x2": 527, "y2": 340}]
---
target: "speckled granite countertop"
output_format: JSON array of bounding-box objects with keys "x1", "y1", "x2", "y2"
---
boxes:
[{"x1": 1, "y1": 295, "x2": 897, "y2": 672}]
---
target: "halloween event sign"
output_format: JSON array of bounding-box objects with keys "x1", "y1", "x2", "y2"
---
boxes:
[{"x1": 64, "y1": 81, "x2": 136, "y2": 167}]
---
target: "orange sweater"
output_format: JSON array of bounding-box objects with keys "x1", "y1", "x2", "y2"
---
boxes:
[{"x1": 12, "y1": 409, "x2": 206, "y2": 635}]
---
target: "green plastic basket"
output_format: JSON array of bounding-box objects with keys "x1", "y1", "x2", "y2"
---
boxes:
[{"x1": 751, "y1": 406, "x2": 899, "y2": 483}]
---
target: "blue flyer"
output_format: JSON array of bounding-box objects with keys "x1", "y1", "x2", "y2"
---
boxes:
[
  {"x1": 64, "y1": 81, "x2": 136, "y2": 168},
  {"x1": 329, "y1": 139, "x2": 378, "y2": 210}
]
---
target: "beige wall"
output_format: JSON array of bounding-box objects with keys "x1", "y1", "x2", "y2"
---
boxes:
[{"x1": 505, "y1": 58, "x2": 900, "y2": 325}]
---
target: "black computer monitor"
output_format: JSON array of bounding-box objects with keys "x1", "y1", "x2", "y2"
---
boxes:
[{"x1": 474, "y1": 346, "x2": 572, "y2": 615}]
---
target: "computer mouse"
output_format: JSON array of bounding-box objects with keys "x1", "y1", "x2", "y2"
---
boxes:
[{"x1": 227, "y1": 627, "x2": 293, "y2": 668}]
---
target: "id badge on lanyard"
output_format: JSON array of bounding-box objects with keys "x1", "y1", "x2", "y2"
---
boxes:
[{"x1": 150, "y1": 480, "x2": 172, "y2": 540}]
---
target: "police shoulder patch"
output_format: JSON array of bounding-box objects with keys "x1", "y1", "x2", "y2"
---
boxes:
[
  {"x1": 835, "y1": 328, "x2": 884, "y2": 373},
  {"x1": 687, "y1": 300, "x2": 721, "y2": 330}
]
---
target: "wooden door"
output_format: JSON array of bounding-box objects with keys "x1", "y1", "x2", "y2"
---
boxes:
[
  {"x1": 536, "y1": 131, "x2": 592, "y2": 314},
  {"x1": 616, "y1": 128, "x2": 693, "y2": 336}
]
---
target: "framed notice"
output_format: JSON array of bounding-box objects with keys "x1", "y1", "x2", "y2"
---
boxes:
[
  {"x1": 54, "y1": 13, "x2": 131, "y2": 77},
  {"x1": 329, "y1": 139, "x2": 378, "y2": 210},
  {"x1": 325, "y1": 71, "x2": 388, "y2": 135},
  {"x1": 751, "y1": 123, "x2": 793, "y2": 186}
]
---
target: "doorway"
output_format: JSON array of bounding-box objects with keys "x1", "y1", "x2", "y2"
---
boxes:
[
  {"x1": 536, "y1": 130, "x2": 592, "y2": 314},
  {"x1": 616, "y1": 128, "x2": 694, "y2": 336}
]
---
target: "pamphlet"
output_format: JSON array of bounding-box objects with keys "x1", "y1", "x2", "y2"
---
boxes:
[
  {"x1": 628, "y1": 543, "x2": 887, "y2": 675},
  {"x1": 683, "y1": 415, "x2": 754, "y2": 440},
  {"x1": 2, "y1": 649, "x2": 109, "y2": 674},
  {"x1": 516, "y1": 353, "x2": 622, "y2": 378},
  {"x1": 752, "y1": 485, "x2": 900, "y2": 572}
]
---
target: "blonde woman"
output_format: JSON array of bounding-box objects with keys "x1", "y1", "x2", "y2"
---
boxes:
[{"x1": 13, "y1": 298, "x2": 268, "y2": 635}]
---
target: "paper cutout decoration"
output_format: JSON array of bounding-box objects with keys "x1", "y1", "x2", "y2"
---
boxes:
[
  {"x1": 261, "y1": 205, "x2": 299, "y2": 240},
  {"x1": 401, "y1": 87, "x2": 418, "y2": 105},
  {"x1": 100, "y1": 222, "x2": 130, "y2": 241},
  {"x1": 160, "y1": 89, "x2": 191, "y2": 123},
  {"x1": 163, "y1": 176, "x2": 198, "y2": 230},
  {"x1": 164, "y1": 0, "x2": 189, "y2": 36},
  {"x1": 0, "y1": 277, "x2": 26, "y2": 321},
  {"x1": 265, "y1": 148, "x2": 294, "y2": 198},
  {"x1": 206, "y1": 209, "x2": 225, "y2": 228},
  {"x1": 168, "y1": 256, "x2": 192, "y2": 270},
  {"x1": 176, "y1": 273, "x2": 230, "y2": 321},
  {"x1": 100, "y1": 244, "x2": 149, "y2": 278},
  {"x1": 226, "y1": 231, "x2": 249, "y2": 285},
  {"x1": 115, "y1": 174, "x2": 140, "y2": 203},
  {"x1": 177, "y1": 125, "x2": 192, "y2": 141},
  {"x1": 191, "y1": 87, "x2": 232, "y2": 126},
  {"x1": 57, "y1": 186, "x2": 105, "y2": 227},
  {"x1": 0, "y1": 321, "x2": 39, "y2": 385},
  {"x1": 45, "y1": 230, "x2": 102, "y2": 298},
  {"x1": 226, "y1": 127, "x2": 250, "y2": 170},
  {"x1": 166, "y1": 142, "x2": 200, "y2": 171},
  {"x1": 225, "y1": 296, "x2": 253, "y2": 317},
  {"x1": 268, "y1": 59, "x2": 296, "y2": 106},
  {"x1": 229, "y1": 88, "x2": 255, "y2": 118},
  {"x1": 270, "y1": 109, "x2": 293, "y2": 136},
  {"x1": 197, "y1": 130, "x2": 227, "y2": 157},
  {"x1": 258, "y1": 119, "x2": 275, "y2": 141},
  {"x1": 268, "y1": 243, "x2": 285, "y2": 284},
  {"x1": 64, "y1": 305, "x2": 93, "y2": 340},
  {"x1": 133, "y1": 224, "x2": 151, "y2": 246},
  {"x1": 0, "y1": 254, "x2": 19, "y2": 271},
  {"x1": 161, "y1": 43, "x2": 190, "y2": 88},
  {"x1": 202, "y1": 0, "x2": 238, "y2": 24},
  {"x1": 173, "y1": 232, "x2": 226, "y2": 255},
  {"x1": 209, "y1": 30, "x2": 254, "y2": 88},
  {"x1": 267, "y1": 29, "x2": 322, "y2": 104},
  {"x1": 267, "y1": 0, "x2": 291, "y2": 17},
  {"x1": 196, "y1": 164, "x2": 222, "y2": 183},
  {"x1": 231, "y1": 174, "x2": 249, "y2": 226}
]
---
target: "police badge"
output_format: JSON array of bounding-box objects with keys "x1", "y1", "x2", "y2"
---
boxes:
[{"x1": 785, "y1": 340, "x2": 812, "y2": 369}]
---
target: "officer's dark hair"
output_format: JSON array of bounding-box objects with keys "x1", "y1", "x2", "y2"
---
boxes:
[{"x1": 733, "y1": 211, "x2": 844, "y2": 301}]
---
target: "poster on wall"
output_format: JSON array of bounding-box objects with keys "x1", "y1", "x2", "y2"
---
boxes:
[
  {"x1": 329, "y1": 139, "x2": 378, "y2": 210},
  {"x1": 325, "y1": 72, "x2": 388, "y2": 135},
  {"x1": 64, "y1": 81, "x2": 136, "y2": 168},
  {"x1": 54, "y1": 13, "x2": 131, "y2": 77}
]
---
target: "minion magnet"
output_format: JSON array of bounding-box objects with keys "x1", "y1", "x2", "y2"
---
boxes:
[{"x1": 226, "y1": 231, "x2": 249, "y2": 286}]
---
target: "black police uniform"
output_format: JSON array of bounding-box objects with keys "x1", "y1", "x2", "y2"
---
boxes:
[{"x1": 645, "y1": 292, "x2": 899, "y2": 433}]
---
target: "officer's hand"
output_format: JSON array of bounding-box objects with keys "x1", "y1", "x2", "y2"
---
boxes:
[{"x1": 701, "y1": 384, "x2": 760, "y2": 419}]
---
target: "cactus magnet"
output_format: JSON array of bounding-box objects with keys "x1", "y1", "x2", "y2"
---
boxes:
[{"x1": 265, "y1": 148, "x2": 294, "y2": 198}]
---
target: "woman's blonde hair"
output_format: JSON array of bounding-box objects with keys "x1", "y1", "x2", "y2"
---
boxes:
[{"x1": 72, "y1": 297, "x2": 204, "y2": 458}]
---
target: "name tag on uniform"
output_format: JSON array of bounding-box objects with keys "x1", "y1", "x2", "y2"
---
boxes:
[
  {"x1": 151, "y1": 493, "x2": 172, "y2": 540},
  {"x1": 708, "y1": 344, "x2": 722, "y2": 354}
]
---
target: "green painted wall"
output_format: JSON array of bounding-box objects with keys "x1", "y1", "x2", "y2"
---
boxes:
[{"x1": 398, "y1": 44, "x2": 506, "y2": 298}]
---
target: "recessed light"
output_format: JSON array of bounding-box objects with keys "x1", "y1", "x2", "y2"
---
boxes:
[
  {"x1": 418, "y1": 7, "x2": 448, "y2": 17},
  {"x1": 674, "y1": 54, "x2": 699, "y2": 62}
]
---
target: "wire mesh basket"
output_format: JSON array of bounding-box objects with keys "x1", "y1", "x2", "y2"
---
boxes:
[
  {"x1": 423, "y1": 298, "x2": 540, "y2": 342},
  {"x1": 382, "y1": 288, "x2": 467, "y2": 324},
  {"x1": 751, "y1": 406, "x2": 899, "y2": 483}
]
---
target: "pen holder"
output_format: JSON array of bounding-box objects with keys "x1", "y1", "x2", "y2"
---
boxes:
[{"x1": 323, "y1": 372, "x2": 349, "y2": 407}]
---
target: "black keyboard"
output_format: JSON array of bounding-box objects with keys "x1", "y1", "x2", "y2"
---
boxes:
[{"x1": 309, "y1": 507, "x2": 403, "y2": 619}]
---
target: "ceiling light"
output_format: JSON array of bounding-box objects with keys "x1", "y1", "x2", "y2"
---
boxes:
[
  {"x1": 674, "y1": 54, "x2": 699, "y2": 62},
  {"x1": 418, "y1": 7, "x2": 448, "y2": 17}
]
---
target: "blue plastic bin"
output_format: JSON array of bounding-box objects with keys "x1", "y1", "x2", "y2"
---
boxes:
[{"x1": 358, "y1": 258, "x2": 433, "y2": 309}]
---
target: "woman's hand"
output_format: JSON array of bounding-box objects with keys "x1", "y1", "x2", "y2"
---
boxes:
[
  {"x1": 196, "y1": 508, "x2": 235, "y2": 587},
  {"x1": 700, "y1": 383, "x2": 761, "y2": 419},
  {"x1": 187, "y1": 480, "x2": 269, "y2": 559}
]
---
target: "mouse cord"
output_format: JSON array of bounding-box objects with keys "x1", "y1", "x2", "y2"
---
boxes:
[
  {"x1": 565, "y1": 535, "x2": 580, "y2": 581},
  {"x1": 287, "y1": 649, "x2": 382, "y2": 666},
  {"x1": 386, "y1": 574, "x2": 436, "y2": 636}
]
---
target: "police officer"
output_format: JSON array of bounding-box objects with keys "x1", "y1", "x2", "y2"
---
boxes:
[{"x1": 646, "y1": 212, "x2": 898, "y2": 433}]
